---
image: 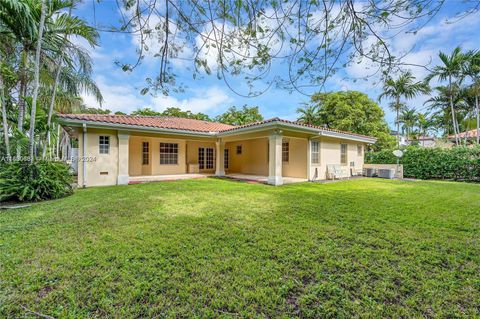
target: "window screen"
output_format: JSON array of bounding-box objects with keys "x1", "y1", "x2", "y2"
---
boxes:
[
  {"x1": 99, "y1": 136, "x2": 110, "y2": 154},
  {"x1": 311, "y1": 141, "x2": 320, "y2": 164},
  {"x1": 340, "y1": 143, "x2": 348, "y2": 165},
  {"x1": 282, "y1": 140, "x2": 289, "y2": 162},
  {"x1": 160, "y1": 143, "x2": 178, "y2": 165},
  {"x1": 142, "y1": 142, "x2": 149, "y2": 165}
]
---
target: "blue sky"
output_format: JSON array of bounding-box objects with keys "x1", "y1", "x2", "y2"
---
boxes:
[{"x1": 74, "y1": 1, "x2": 480, "y2": 128}]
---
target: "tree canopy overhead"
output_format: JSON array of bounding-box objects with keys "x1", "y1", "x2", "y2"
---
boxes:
[{"x1": 106, "y1": 0, "x2": 479, "y2": 97}]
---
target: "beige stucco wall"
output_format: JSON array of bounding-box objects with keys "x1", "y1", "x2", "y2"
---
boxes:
[
  {"x1": 76, "y1": 126, "x2": 369, "y2": 186},
  {"x1": 309, "y1": 137, "x2": 366, "y2": 180},
  {"x1": 129, "y1": 136, "x2": 152, "y2": 176},
  {"x1": 226, "y1": 138, "x2": 269, "y2": 176},
  {"x1": 225, "y1": 136, "x2": 307, "y2": 179},
  {"x1": 282, "y1": 137, "x2": 308, "y2": 179},
  {"x1": 186, "y1": 141, "x2": 217, "y2": 173},
  {"x1": 78, "y1": 128, "x2": 119, "y2": 187}
]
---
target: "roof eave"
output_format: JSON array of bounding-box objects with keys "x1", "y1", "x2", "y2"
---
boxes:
[
  {"x1": 58, "y1": 118, "x2": 218, "y2": 138},
  {"x1": 218, "y1": 120, "x2": 376, "y2": 143}
]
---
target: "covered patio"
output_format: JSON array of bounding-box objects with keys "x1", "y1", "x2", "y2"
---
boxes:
[{"x1": 128, "y1": 173, "x2": 308, "y2": 185}]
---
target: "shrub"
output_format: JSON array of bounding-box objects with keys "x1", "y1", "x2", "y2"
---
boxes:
[
  {"x1": 0, "y1": 160, "x2": 73, "y2": 202},
  {"x1": 365, "y1": 146, "x2": 480, "y2": 182}
]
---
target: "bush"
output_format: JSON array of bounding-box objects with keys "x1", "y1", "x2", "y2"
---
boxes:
[
  {"x1": 365, "y1": 146, "x2": 480, "y2": 182},
  {"x1": 0, "y1": 160, "x2": 73, "y2": 202}
]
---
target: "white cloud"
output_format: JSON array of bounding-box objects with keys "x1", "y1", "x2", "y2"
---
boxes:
[
  {"x1": 82, "y1": 75, "x2": 233, "y2": 115},
  {"x1": 152, "y1": 86, "x2": 233, "y2": 113}
]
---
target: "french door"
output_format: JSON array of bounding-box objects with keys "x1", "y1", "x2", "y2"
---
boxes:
[{"x1": 198, "y1": 147, "x2": 214, "y2": 170}]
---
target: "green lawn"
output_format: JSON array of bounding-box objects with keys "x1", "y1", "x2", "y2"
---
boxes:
[{"x1": 1, "y1": 178, "x2": 479, "y2": 318}]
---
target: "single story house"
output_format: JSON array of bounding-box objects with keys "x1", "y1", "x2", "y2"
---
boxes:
[{"x1": 59, "y1": 114, "x2": 376, "y2": 187}]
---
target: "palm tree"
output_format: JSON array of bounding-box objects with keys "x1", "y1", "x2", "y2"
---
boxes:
[
  {"x1": 296, "y1": 103, "x2": 320, "y2": 125},
  {"x1": 0, "y1": 0, "x2": 102, "y2": 159},
  {"x1": 379, "y1": 70, "x2": 430, "y2": 148},
  {"x1": 0, "y1": 0, "x2": 36, "y2": 156},
  {"x1": 28, "y1": 0, "x2": 47, "y2": 160},
  {"x1": 425, "y1": 85, "x2": 471, "y2": 138},
  {"x1": 417, "y1": 112, "x2": 435, "y2": 146},
  {"x1": 464, "y1": 50, "x2": 480, "y2": 144},
  {"x1": 399, "y1": 107, "x2": 418, "y2": 139},
  {"x1": 427, "y1": 47, "x2": 468, "y2": 145},
  {"x1": 43, "y1": 2, "x2": 101, "y2": 158}
]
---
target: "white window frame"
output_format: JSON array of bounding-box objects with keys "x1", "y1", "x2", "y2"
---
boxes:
[
  {"x1": 224, "y1": 149, "x2": 229, "y2": 169},
  {"x1": 142, "y1": 142, "x2": 149, "y2": 165},
  {"x1": 340, "y1": 143, "x2": 348, "y2": 165},
  {"x1": 311, "y1": 140, "x2": 320, "y2": 164},
  {"x1": 160, "y1": 143, "x2": 178, "y2": 165},
  {"x1": 282, "y1": 140, "x2": 289, "y2": 163},
  {"x1": 99, "y1": 136, "x2": 110, "y2": 154}
]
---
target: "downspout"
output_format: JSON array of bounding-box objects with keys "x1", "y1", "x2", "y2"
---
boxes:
[{"x1": 82, "y1": 123, "x2": 87, "y2": 188}]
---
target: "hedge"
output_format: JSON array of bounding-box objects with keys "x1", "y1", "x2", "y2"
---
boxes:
[{"x1": 365, "y1": 146, "x2": 480, "y2": 182}]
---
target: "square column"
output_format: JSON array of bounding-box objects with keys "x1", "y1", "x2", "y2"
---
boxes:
[
  {"x1": 215, "y1": 139, "x2": 225, "y2": 176},
  {"x1": 268, "y1": 133, "x2": 283, "y2": 186},
  {"x1": 117, "y1": 132, "x2": 130, "y2": 185},
  {"x1": 307, "y1": 137, "x2": 312, "y2": 181}
]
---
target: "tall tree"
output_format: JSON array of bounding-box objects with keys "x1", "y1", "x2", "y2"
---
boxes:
[
  {"x1": 296, "y1": 103, "x2": 320, "y2": 125},
  {"x1": 379, "y1": 71, "x2": 429, "y2": 147},
  {"x1": 0, "y1": 69, "x2": 9, "y2": 159},
  {"x1": 416, "y1": 112, "x2": 435, "y2": 146},
  {"x1": 28, "y1": 0, "x2": 47, "y2": 160},
  {"x1": 0, "y1": 0, "x2": 36, "y2": 156},
  {"x1": 399, "y1": 108, "x2": 418, "y2": 139},
  {"x1": 427, "y1": 47, "x2": 468, "y2": 145},
  {"x1": 465, "y1": 50, "x2": 480, "y2": 144},
  {"x1": 301, "y1": 91, "x2": 395, "y2": 150},
  {"x1": 215, "y1": 105, "x2": 263, "y2": 126}
]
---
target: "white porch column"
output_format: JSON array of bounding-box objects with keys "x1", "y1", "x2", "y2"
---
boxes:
[
  {"x1": 268, "y1": 132, "x2": 283, "y2": 186},
  {"x1": 215, "y1": 139, "x2": 225, "y2": 176},
  {"x1": 307, "y1": 137, "x2": 312, "y2": 181},
  {"x1": 117, "y1": 132, "x2": 130, "y2": 185}
]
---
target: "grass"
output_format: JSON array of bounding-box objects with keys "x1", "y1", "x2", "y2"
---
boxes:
[{"x1": 1, "y1": 178, "x2": 479, "y2": 318}]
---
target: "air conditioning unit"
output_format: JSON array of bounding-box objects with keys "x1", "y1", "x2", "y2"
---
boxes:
[
  {"x1": 364, "y1": 168, "x2": 376, "y2": 177},
  {"x1": 378, "y1": 168, "x2": 395, "y2": 179}
]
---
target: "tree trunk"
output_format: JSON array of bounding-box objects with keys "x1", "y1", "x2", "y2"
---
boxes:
[
  {"x1": 43, "y1": 64, "x2": 62, "y2": 159},
  {"x1": 396, "y1": 98, "x2": 400, "y2": 148},
  {"x1": 17, "y1": 50, "x2": 28, "y2": 157},
  {"x1": 43, "y1": 5, "x2": 72, "y2": 159},
  {"x1": 476, "y1": 95, "x2": 479, "y2": 145},
  {"x1": 0, "y1": 73, "x2": 10, "y2": 160},
  {"x1": 448, "y1": 76, "x2": 459, "y2": 145},
  {"x1": 28, "y1": 0, "x2": 47, "y2": 162}
]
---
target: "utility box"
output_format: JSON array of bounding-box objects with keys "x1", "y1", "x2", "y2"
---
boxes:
[
  {"x1": 364, "y1": 168, "x2": 376, "y2": 177},
  {"x1": 378, "y1": 168, "x2": 395, "y2": 179}
]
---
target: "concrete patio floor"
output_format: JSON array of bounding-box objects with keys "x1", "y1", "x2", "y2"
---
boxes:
[{"x1": 129, "y1": 173, "x2": 308, "y2": 185}]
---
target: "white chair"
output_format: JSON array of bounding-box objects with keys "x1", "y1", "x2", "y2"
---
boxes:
[{"x1": 326, "y1": 164, "x2": 350, "y2": 180}]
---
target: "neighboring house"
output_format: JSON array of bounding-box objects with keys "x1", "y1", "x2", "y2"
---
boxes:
[
  {"x1": 448, "y1": 129, "x2": 479, "y2": 144},
  {"x1": 59, "y1": 114, "x2": 376, "y2": 187},
  {"x1": 407, "y1": 136, "x2": 437, "y2": 148}
]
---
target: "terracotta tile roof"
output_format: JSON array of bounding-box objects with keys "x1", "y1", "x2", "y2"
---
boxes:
[
  {"x1": 58, "y1": 114, "x2": 376, "y2": 140},
  {"x1": 220, "y1": 117, "x2": 376, "y2": 140},
  {"x1": 448, "y1": 129, "x2": 479, "y2": 139},
  {"x1": 58, "y1": 114, "x2": 234, "y2": 133}
]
